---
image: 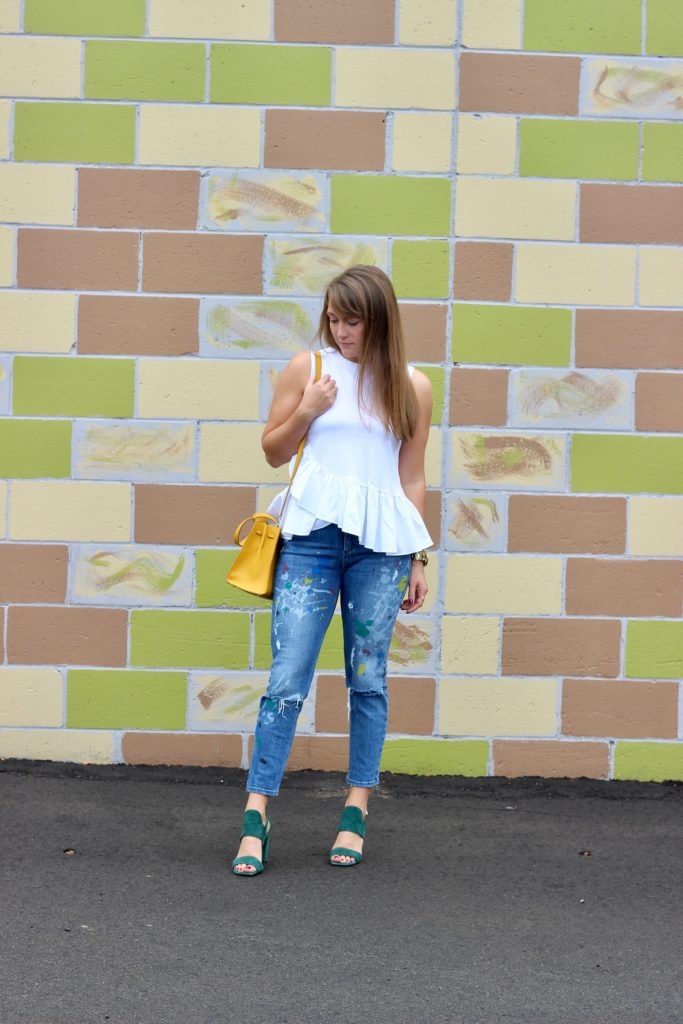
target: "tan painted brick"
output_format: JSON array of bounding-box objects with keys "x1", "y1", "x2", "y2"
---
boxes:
[
  {"x1": 459, "y1": 53, "x2": 580, "y2": 115},
  {"x1": 503, "y1": 618, "x2": 621, "y2": 679},
  {"x1": 576, "y1": 310, "x2": 683, "y2": 370},
  {"x1": 315, "y1": 675, "x2": 436, "y2": 735},
  {"x1": 454, "y1": 242, "x2": 513, "y2": 302},
  {"x1": 456, "y1": 114, "x2": 517, "y2": 175},
  {"x1": 122, "y1": 732, "x2": 242, "y2": 767},
  {"x1": 441, "y1": 616, "x2": 500, "y2": 675},
  {"x1": 138, "y1": 359, "x2": 259, "y2": 421},
  {"x1": 446, "y1": 555, "x2": 563, "y2": 614},
  {"x1": 0, "y1": 544, "x2": 67, "y2": 603},
  {"x1": 508, "y1": 496, "x2": 627, "y2": 554},
  {"x1": 0, "y1": 667, "x2": 63, "y2": 727},
  {"x1": 636, "y1": 373, "x2": 683, "y2": 432},
  {"x1": 142, "y1": 233, "x2": 262, "y2": 295},
  {"x1": 0, "y1": 729, "x2": 115, "y2": 765},
  {"x1": 400, "y1": 304, "x2": 447, "y2": 363},
  {"x1": 450, "y1": 368, "x2": 509, "y2": 426},
  {"x1": 456, "y1": 179, "x2": 576, "y2": 240},
  {"x1": 639, "y1": 247, "x2": 683, "y2": 307},
  {"x1": 439, "y1": 677, "x2": 557, "y2": 737},
  {"x1": 10, "y1": 482, "x2": 132, "y2": 542},
  {"x1": 0, "y1": 227, "x2": 12, "y2": 286},
  {"x1": 0, "y1": 36, "x2": 81, "y2": 98},
  {"x1": 0, "y1": 165, "x2": 76, "y2": 225},
  {"x1": 7, "y1": 606, "x2": 127, "y2": 666},
  {"x1": 566, "y1": 558, "x2": 683, "y2": 618},
  {"x1": 149, "y1": 0, "x2": 270, "y2": 39},
  {"x1": 392, "y1": 113, "x2": 453, "y2": 172},
  {"x1": 629, "y1": 498, "x2": 683, "y2": 556},
  {"x1": 285, "y1": 735, "x2": 348, "y2": 771},
  {"x1": 78, "y1": 169, "x2": 200, "y2": 230},
  {"x1": 275, "y1": 0, "x2": 394, "y2": 43},
  {"x1": 0, "y1": 292, "x2": 76, "y2": 353},
  {"x1": 0, "y1": 101, "x2": 10, "y2": 159},
  {"x1": 200, "y1": 424, "x2": 292, "y2": 485},
  {"x1": 139, "y1": 105, "x2": 261, "y2": 168},
  {"x1": 462, "y1": 0, "x2": 522, "y2": 49},
  {"x1": 399, "y1": 0, "x2": 457, "y2": 45},
  {"x1": 135, "y1": 484, "x2": 257, "y2": 545},
  {"x1": 581, "y1": 185, "x2": 683, "y2": 245},
  {"x1": 265, "y1": 110, "x2": 386, "y2": 171},
  {"x1": 562, "y1": 679, "x2": 679, "y2": 740},
  {"x1": 493, "y1": 740, "x2": 609, "y2": 779},
  {"x1": 78, "y1": 296, "x2": 199, "y2": 357},
  {"x1": 516, "y1": 244, "x2": 636, "y2": 306},
  {"x1": 336, "y1": 48, "x2": 456, "y2": 111},
  {"x1": 18, "y1": 229, "x2": 138, "y2": 292},
  {"x1": 423, "y1": 491, "x2": 443, "y2": 551}
]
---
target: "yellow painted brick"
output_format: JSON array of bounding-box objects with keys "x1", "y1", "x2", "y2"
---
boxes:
[
  {"x1": 0, "y1": 100, "x2": 10, "y2": 160},
  {"x1": 138, "y1": 360, "x2": 260, "y2": 420},
  {"x1": 0, "y1": 0, "x2": 21, "y2": 32},
  {"x1": 0, "y1": 227, "x2": 13, "y2": 287},
  {"x1": 425, "y1": 427, "x2": 442, "y2": 488},
  {"x1": 200, "y1": 423, "x2": 289, "y2": 483},
  {"x1": 10, "y1": 482, "x2": 132, "y2": 542},
  {"x1": 639, "y1": 247, "x2": 683, "y2": 308},
  {"x1": 0, "y1": 668, "x2": 63, "y2": 727},
  {"x1": 139, "y1": 105, "x2": 261, "y2": 168},
  {"x1": 629, "y1": 497, "x2": 683, "y2": 556},
  {"x1": 439, "y1": 677, "x2": 557, "y2": 736},
  {"x1": 149, "y1": 0, "x2": 270, "y2": 38},
  {"x1": 441, "y1": 615, "x2": 500, "y2": 674},
  {"x1": 446, "y1": 554, "x2": 563, "y2": 614},
  {"x1": 392, "y1": 113, "x2": 453, "y2": 172},
  {"x1": 0, "y1": 729, "x2": 115, "y2": 764},
  {"x1": 336, "y1": 48, "x2": 456, "y2": 111},
  {"x1": 516, "y1": 244, "x2": 637, "y2": 306},
  {"x1": 0, "y1": 481, "x2": 6, "y2": 538},
  {"x1": 0, "y1": 164, "x2": 76, "y2": 225},
  {"x1": 461, "y1": 0, "x2": 522, "y2": 49},
  {"x1": 0, "y1": 292, "x2": 76, "y2": 353},
  {"x1": 456, "y1": 178, "x2": 575, "y2": 240},
  {"x1": 0, "y1": 37, "x2": 81, "y2": 98},
  {"x1": 456, "y1": 114, "x2": 517, "y2": 175},
  {"x1": 399, "y1": 0, "x2": 458, "y2": 45}
]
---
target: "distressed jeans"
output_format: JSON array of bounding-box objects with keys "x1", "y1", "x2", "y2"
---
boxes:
[{"x1": 246, "y1": 525, "x2": 411, "y2": 796}]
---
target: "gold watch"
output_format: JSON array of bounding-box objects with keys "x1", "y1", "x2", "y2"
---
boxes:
[{"x1": 411, "y1": 550, "x2": 429, "y2": 566}]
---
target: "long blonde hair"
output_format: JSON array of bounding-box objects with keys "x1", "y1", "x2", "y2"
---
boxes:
[{"x1": 316, "y1": 265, "x2": 418, "y2": 440}]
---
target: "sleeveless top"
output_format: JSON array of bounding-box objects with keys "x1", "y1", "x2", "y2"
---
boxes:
[{"x1": 268, "y1": 347, "x2": 433, "y2": 556}]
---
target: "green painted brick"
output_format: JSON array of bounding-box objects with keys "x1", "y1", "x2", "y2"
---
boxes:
[
  {"x1": 520, "y1": 120, "x2": 639, "y2": 181},
  {"x1": 625, "y1": 621, "x2": 683, "y2": 680},
  {"x1": 416, "y1": 366, "x2": 444, "y2": 425},
  {"x1": 614, "y1": 742, "x2": 683, "y2": 782},
  {"x1": 332, "y1": 177, "x2": 451, "y2": 237},
  {"x1": 381, "y1": 739, "x2": 489, "y2": 777},
  {"x1": 524, "y1": 0, "x2": 641, "y2": 54},
  {"x1": 393, "y1": 240, "x2": 450, "y2": 299},
  {"x1": 642, "y1": 124, "x2": 683, "y2": 183},
  {"x1": 85, "y1": 42, "x2": 206, "y2": 102},
  {"x1": 0, "y1": 420, "x2": 71, "y2": 478},
  {"x1": 131, "y1": 610, "x2": 250, "y2": 669},
  {"x1": 452, "y1": 305, "x2": 571, "y2": 367},
  {"x1": 14, "y1": 102, "x2": 135, "y2": 164},
  {"x1": 25, "y1": 0, "x2": 145, "y2": 36},
  {"x1": 211, "y1": 44, "x2": 331, "y2": 106},
  {"x1": 13, "y1": 357, "x2": 135, "y2": 418},
  {"x1": 67, "y1": 670, "x2": 186, "y2": 730},
  {"x1": 647, "y1": 0, "x2": 683, "y2": 56},
  {"x1": 196, "y1": 549, "x2": 270, "y2": 610},
  {"x1": 572, "y1": 436, "x2": 683, "y2": 494},
  {"x1": 254, "y1": 612, "x2": 344, "y2": 671}
]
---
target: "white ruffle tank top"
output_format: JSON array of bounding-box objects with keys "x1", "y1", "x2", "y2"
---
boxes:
[{"x1": 269, "y1": 347, "x2": 433, "y2": 556}]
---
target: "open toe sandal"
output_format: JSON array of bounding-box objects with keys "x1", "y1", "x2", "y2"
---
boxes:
[
  {"x1": 231, "y1": 810, "x2": 271, "y2": 877},
  {"x1": 329, "y1": 805, "x2": 366, "y2": 867}
]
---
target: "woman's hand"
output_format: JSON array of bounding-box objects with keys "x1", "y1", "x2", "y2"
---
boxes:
[
  {"x1": 401, "y1": 560, "x2": 428, "y2": 613},
  {"x1": 299, "y1": 371, "x2": 337, "y2": 419}
]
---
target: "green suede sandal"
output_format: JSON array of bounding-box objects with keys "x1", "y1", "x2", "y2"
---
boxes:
[
  {"x1": 231, "y1": 810, "x2": 271, "y2": 877},
  {"x1": 329, "y1": 805, "x2": 366, "y2": 867}
]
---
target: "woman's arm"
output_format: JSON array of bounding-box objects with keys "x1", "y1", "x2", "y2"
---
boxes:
[
  {"x1": 398, "y1": 369, "x2": 432, "y2": 613},
  {"x1": 261, "y1": 351, "x2": 337, "y2": 467}
]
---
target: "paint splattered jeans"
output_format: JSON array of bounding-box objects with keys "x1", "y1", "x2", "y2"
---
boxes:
[{"x1": 246, "y1": 525, "x2": 411, "y2": 796}]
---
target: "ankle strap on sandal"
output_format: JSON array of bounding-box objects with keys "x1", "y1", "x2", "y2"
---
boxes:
[{"x1": 339, "y1": 805, "x2": 366, "y2": 838}]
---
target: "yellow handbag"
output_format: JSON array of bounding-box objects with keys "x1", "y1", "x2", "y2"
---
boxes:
[{"x1": 226, "y1": 351, "x2": 322, "y2": 600}]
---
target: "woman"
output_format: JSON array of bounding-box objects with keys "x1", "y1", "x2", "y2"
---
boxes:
[{"x1": 232, "y1": 265, "x2": 433, "y2": 875}]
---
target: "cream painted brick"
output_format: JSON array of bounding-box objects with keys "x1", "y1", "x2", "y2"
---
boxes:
[
  {"x1": 0, "y1": 164, "x2": 75, "y2": 225},
  {"x1": 0, "y1": 292, "x2": 76, "y2": 353},
  {"x1": 439, "y1": 677, "x2": 557, "y2": 737},
  {"x1": 10, "y1": 482, "x2": 132, "y2": 542},
  {"x1": 456, "y1": 178, "x2": 575, "y2": 240},
  {"x1": 399, "y1": 0, "x2": 458, "y2": 45},
  {"x1": 639, "y1": 247, "x2": 683, "y2": 308},
  {"x1": 446, "y1": 554, "x2": 563, "y2": 614},
  {"x1": 441, "y1": 615, "x2": 500, "y2": 674},
  {"x1": 138, "y1": 360, "x2": 260, "y2": 420},
  {"x1": 462, "y1": 0, "x2": 522, "y2": 49},
  {"x1": 0, "y1": 37, "x2": 81, "y2": 98},
  {"x1": 517, "y1": 244, "x2": 637, "y2": 306},
  {"x1": 392, "y1": 113, "x2": 453, "y2": 172},
  {"x1": 0, "y1": 227, "x2": 13, "y2": 287},
  {"x1": 425, "y1": 427, "x2": 442, "y2": 488},
  {"x1": 456, "y1": 114, "x2": 517, "y2": 175},
  {"x1": 200, "y1": 423, "x2": 290, "y2": 483},
  {"x1": 0, "y1": 0, "x2": 21, "y2": 32},
  {"x1": 0, "y1": 481, "x2": 6, "y2": 538},
  {"x1": 336, "y1": 48, "x2": 456, "y2": 111},
  {"x1": 629, "y1": 497, "x2": 683, "y2": 556},
  {"x1": 0, "y1": 729, "x2": 115, "y2": 764},
  {"x1": 149, "y1": 0, "x2": 270, "y2": 38},
  {"x1": 0, "y1": 668, "x2": 63, "y2": 727},
  {"x1": 139, "y1": 106, "x2": 261, "y2": 168},
  {"x1": 0, "y1": 101, "x2": 10, "y2": 160}
]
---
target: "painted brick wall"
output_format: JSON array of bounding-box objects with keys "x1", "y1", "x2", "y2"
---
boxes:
[{"x1": 1, "y1": 0, "x2": 682, "y2": 782}]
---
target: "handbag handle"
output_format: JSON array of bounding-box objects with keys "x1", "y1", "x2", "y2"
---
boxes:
[
  {"x1": 233, "y1": 512, "x2": 279, "y2": 547},
  {"x1": 278, "y1": 350, "x2": 322, "y2": 523}
]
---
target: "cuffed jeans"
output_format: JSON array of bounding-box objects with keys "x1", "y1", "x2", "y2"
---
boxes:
[{"x1": 246, "y1": 525, "x2": 411, "y2": 796}]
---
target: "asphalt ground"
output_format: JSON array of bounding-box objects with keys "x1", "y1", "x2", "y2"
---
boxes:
[{"x1": 0, "y1": 760, "x2": 682, "y2": 1024}]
